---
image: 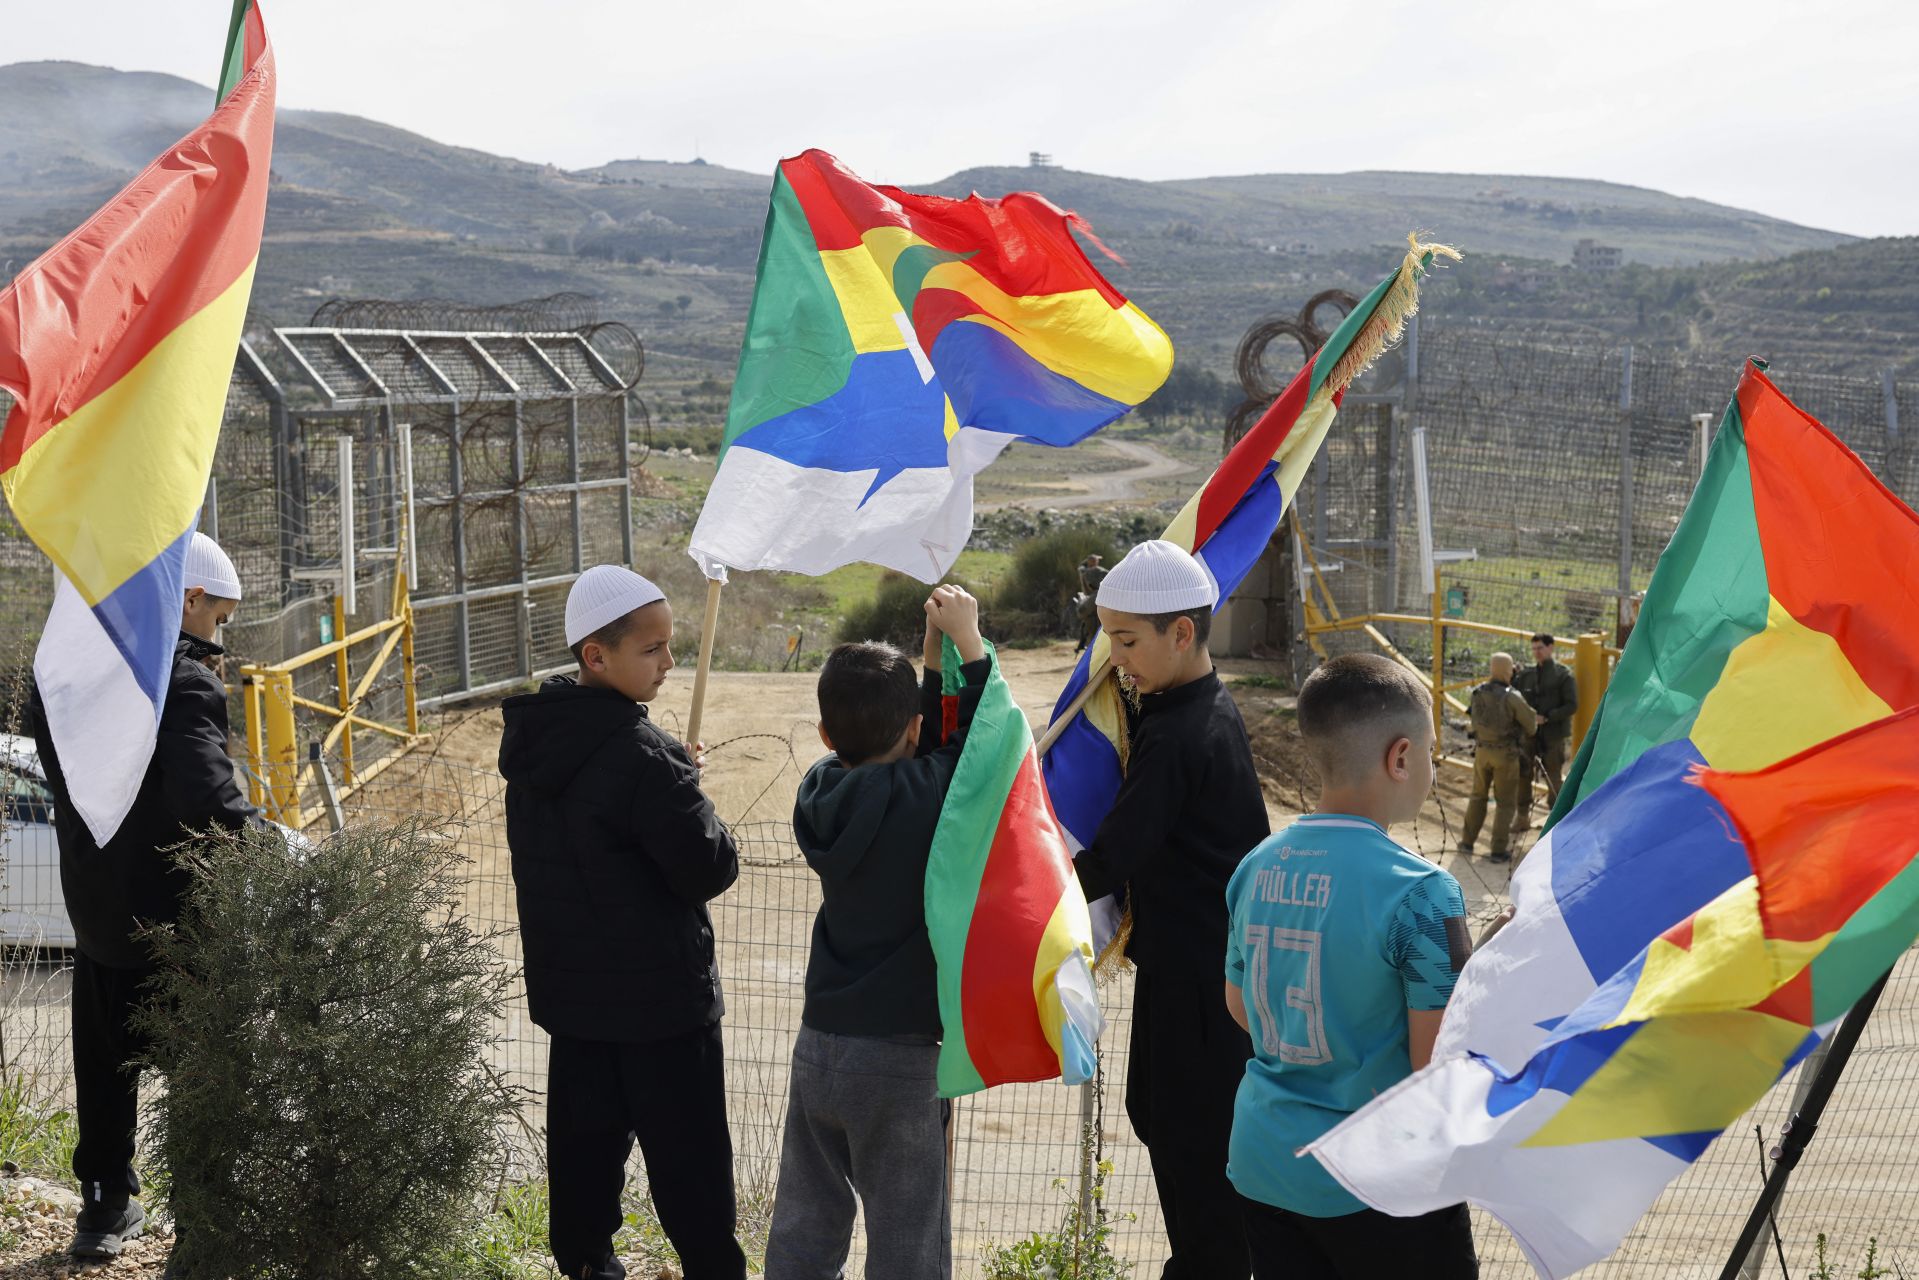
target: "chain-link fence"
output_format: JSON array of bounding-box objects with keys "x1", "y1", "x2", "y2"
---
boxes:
[
  {"x1": 1283, "y1": 324, "x2": 1919, "y2": 696},
  {"x1": 5, "y1": 704, "x2": 1916, "y2": 1277}
]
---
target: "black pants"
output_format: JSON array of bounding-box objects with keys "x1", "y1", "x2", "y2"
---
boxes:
[
  {"x1": 1240, "y1": 1193, "x2": 1478, "y2": 1280},
  {"x1": 70, "y1": 951, "x2": 154, "y2": 1207},
  {"x1": 1127, "y1": 972, "x2": 1253, "y2": 1279},
  {"x1": 547, "y1": 1023, "x2": 746, "y2": 1280}
]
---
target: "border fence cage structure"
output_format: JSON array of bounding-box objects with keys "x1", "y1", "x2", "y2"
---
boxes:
[{"x1": 4, "y1": 309, "x2": 1919, "y2": 1275}]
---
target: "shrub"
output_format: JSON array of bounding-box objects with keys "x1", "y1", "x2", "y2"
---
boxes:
[
  {"x1": 836, "y1": 572, "x2": 963, "y2": 651},
  {"x1": 140, "y1": 821, "x2": 519, "y2": 1279},
  {"x1": 981, "y1": 1163, "x2": 1132, "y2": 1280},
  {"x1": 993, "y1": 528, "x2": 1120, "y2": 639}
]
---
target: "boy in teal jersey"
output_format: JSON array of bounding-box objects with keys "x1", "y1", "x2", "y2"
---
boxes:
[{"x1": 1224, "y1": 653, "x2": 1479, "y2": 1279}]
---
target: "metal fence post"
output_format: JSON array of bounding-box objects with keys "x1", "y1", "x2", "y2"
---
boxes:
[
  {"x1": 1617, "y1": 345, "x2": 1635, "y2": 601},
  {"x1": 512, "y1": 398, "x2": 531, "y2": 681},
  {"x1": 568, "y1": 399, "x2": 585, "y2": 573},
  {"x1": 450, "y1": 405, "x2": 472, "y2": 693},
  {"x1": 1885, "y1": 368, "x2": 1902, "y2": 444},
  {"x1": 1077, "y1": 1077, "x2": 1096, "y2": 1231},
  {"x1": 337, "y1": 435, "x2": 356, "y2": 618},
  {"x1": 398, "y1": 422, "x2": 418, "y2": 582},
  {"x1": 618, "y1": 394, "x2": 635, "y2": 568}
]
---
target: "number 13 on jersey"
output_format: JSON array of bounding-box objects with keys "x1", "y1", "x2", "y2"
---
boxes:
[{"x1": 1244, "y1": 923, "x2": 1332, "y2": 1066}]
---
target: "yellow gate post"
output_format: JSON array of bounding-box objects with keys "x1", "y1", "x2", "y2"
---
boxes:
[
  {"x1": 243, "y1": 674, "x2": 266, "y2": 811},
  {"x1": 1429, "y1": 564, "x2": 1446, "y2": 743},
  {"x1": 332, "y1": 593, "x2": 354, "y2": 786},
  {"x1": 260, "y1": 667, "x2": 300, "y2": 823},
  {"x1": 1571, "y1": 631, "x2": 1610, "y2": 750},
  {"x1": 396, "y1": 556, "x2": 420, "y2": 736}
]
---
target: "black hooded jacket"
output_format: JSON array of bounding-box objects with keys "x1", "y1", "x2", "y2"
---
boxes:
[
  {"x1": 30, "y1": 632, "x2": 255, "y2": 969},
  {"x1": 792, "y1": 656, "x2": 990, "y2": 1039},
  {"x1": 498, "y1": 676, "x2": 739, "y2": 1044}
]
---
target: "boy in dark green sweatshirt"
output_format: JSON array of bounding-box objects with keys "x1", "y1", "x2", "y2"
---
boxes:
[{"x1": 763, "y1": 584, "x2": 990, "y2": 1280}]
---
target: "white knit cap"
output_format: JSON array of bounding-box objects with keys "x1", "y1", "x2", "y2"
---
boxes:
[
  {"x1": 566, "y1": 564, "x2": 666, "y2": 646},
  {"x1": 1096, "y1": 539, "x2": 1217, "y2": 614},
  {"x1": 183, "y1": 532, "x2": 243, "y2": 601}
]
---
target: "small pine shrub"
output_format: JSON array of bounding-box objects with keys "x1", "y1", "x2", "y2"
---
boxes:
[{"x1": 139, "y1": 821, "x2": 519, "y2": 1279}]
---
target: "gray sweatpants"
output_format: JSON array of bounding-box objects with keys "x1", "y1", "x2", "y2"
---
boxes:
[{"x1": 764, "y1": 1025, "x2": 952, "y2": 1280}]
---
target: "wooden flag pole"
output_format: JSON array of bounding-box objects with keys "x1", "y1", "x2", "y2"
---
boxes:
[
  {"x1": 1036, "y1": 657, "x2": 1113, "y2": 760},
  {"x1": 685, "y1": 577, "x2": 724, "y2": 750}
]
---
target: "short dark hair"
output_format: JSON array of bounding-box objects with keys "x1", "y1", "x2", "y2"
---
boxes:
[
  {"x1": 818, "y1": 641, "x2": 920, "y2": 766},
  {"x1": 1296, "y1": 653, "x2": 1431, "y2": 785},
  {"x1": 1531, "y1": 632, "x2": 1556, "y2": 647},
  {"x1": 1142, "y1": 607, "x2": 1212, "y2": 646},
  {"x1": 569, "y1": 609, "x2": 643, "y2": 667}
]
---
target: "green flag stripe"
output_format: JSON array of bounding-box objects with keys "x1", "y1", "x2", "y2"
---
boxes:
[
  {"x1": 1306, "y1": 265, "x2": 1400, "y2": 401},
  {"x1": 924, "y1": 636, "x2": 1031, "y2": 1096},
  {"x1": 719, "y1": 171, "x2": 857, "y2": 456},
  {"x1": 216, "y1": 0, "x2": 252, "y2": 104},
  {"x1": 1549, "y1": 394, "x2": 1771, "y2": 824},
  {"x1": 1806, "y1": 857, "x2": 1919, "y2": 1023}
]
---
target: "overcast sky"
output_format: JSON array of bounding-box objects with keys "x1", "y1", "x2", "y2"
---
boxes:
[{"x1": 10, "y1": 0, "x2": 1917, "y2": 238}]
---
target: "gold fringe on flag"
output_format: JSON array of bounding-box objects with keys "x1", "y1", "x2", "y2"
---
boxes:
[
  {"x1": 1085, "y1": 232, "x2": 1457, "y2": 985},
  {"x1": 1324, "y1": 233, "x2": 1461, "y2": 394}
]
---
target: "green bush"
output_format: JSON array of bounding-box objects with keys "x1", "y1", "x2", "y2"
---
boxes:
[
  {"x1": 0, "y1": 1072, "x2": 78, "y2": 1181},
  {"x1": 982, "y1": 1162, "x2": 1133, "y2": 1280},
  {"x1": 140, "y1": 821, "x2": 519, "y2": 1279},
  {"x1": 993, "y1": 528, "x2": 1120, "y2": 639},
  {"x1": 836, "y1": 572, "x2": 965, "y2": 650}
]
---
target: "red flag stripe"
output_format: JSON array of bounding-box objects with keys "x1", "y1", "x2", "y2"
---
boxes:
[
  {"x1": 958, "y1": 748, "x2": 1075, "y2": 1084},
  {"x1": 0, "y1": 28, "x2": 273, "y2": 470}
]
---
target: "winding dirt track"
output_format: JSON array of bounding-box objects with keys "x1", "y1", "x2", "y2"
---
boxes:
[{"x1": 983, "y1": 437, "x2": 1196, "y2": 511}]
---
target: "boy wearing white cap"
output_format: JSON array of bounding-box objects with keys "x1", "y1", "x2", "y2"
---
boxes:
[
  {"x1": 1074, "y1": 539, "x2": 1270, "y2": 1279},
  {"x1": 29, "y1": 531, "x2": 257, "y2": 1258},
  {"x1": 498, "y1": 565, "x2": 747, "y2": 1280}
]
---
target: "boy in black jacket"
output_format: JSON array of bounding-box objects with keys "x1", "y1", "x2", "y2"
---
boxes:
[
  {"x1": 1075, "y1": 539, "x2": 1270, "y2": 1279},
  {"x1": 499, "y1": 565, "x2": 745, "y2": 1280},
  {"x1": 763, "y1": 584, "x2": 991, "y2": 1280},
  {"x1": 29, "y1": 532, "x2": 256, "y2": 1259}
]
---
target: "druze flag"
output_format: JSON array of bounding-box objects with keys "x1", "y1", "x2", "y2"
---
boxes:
[
  {"x1": 925, "y1": 636, "x2": 1102, "y2": 1097},
  {"x1": 0, "y1": 0, "x2": 274, "y2": 843},
  {"x1": 1041, "y1": 236, "x2": 1457, "y2": 955},
  {"x1": 1308, "y1": 362, "x2": 1919, "y2": 1278},
  {"x1": 688, "y1": 149, "x2": 1172, "y2": 584}
]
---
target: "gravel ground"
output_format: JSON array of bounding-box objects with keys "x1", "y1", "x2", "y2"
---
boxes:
[{"x1": 0, "y1": 1170, "x2": 173, "y2": 1278}]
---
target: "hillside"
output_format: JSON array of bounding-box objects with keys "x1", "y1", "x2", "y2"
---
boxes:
[
  {"x1": 928, "y1": 166, "x2": 1843, "y2": 266},
  {"x1": 2, "y1": 60, "x2": 1913, "y2": 392}
]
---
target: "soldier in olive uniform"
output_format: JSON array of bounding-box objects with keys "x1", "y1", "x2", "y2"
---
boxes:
[
  {"x1": 1074, "y1": 554, "x2": 1108, "y2": 654},
  {"x1": 1459, "y1": 652, "x2": 1537, "y2": 864},
  {"x1": 1513, "y1": 632, "x2": 1578, "y2": 833}
]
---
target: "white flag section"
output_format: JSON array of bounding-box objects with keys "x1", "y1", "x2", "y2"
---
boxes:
[
  {"x1": 35, "y1": 572, "x2": 167, "y2": 844},
  {"x1": 688, "y1": 425, "x2": 1014, "y2": 584},
  {"x1": 1304, "y1": 743, "x2": 1814, "y2": 1280},
  {"x1": 1306, "y1": 1055, "x2": 1696, "y2": 1278}
]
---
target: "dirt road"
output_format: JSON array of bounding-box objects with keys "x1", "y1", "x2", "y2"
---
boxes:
[{"x1": 983, "y1": 436, "x2": 1196, "y2": 511}]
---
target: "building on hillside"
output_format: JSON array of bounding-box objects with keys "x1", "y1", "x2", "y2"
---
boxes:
[{"x1": 1573, "y1": 239, "x2": 1624, "y2": 272}]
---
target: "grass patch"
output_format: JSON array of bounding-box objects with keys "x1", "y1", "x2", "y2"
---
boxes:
[
  {"x1": 0, "y1": 1072, "x2": 78, "y2": 1182},
  {"x1": 440, "y1": 1180, "x2": 556, "y2": 1279}
]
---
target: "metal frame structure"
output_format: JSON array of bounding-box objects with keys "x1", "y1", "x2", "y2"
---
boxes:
[{"x1": 267, "y1": 326, "x2": 634, "y2": 706}]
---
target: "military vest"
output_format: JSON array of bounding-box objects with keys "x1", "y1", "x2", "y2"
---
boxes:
[{"x1": 1470, "y1": 681, "x2": 1524, "y2": 750}]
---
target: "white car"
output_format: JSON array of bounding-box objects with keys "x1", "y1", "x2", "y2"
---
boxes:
[
  {"x1": 1, "y1": 732, "x2": 73, "y2": 950},
  {"x1": 1, "y1": 737, "x2": 313, "y2": 950}
]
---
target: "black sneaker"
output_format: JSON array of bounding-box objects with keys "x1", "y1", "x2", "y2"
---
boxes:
[
  {"x1": 1455, "y1": 842, "x2": 1474, "y2": 855},
  {"x1": 1489, "y1": 849, "x2": 1513, "y2": 864},
  {"x1": 70, "y1": 1196, "x2": 145, "y2": 1257}
]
